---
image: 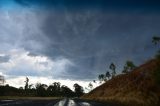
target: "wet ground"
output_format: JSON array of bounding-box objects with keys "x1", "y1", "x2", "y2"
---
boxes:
[{"x1": 0, "y1": 98, "x2": 119, "y2": 106}]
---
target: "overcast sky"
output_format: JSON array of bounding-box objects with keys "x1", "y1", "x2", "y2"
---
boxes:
[{"x1": 0, "y1": 0, "x2": 160, "y2": 90}]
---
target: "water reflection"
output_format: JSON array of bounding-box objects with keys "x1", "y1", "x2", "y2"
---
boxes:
[
  {"x1": 79, "y1": 102, "x2": 92, "y2": 106},
  {"x1": 54, "y1": 99, "x2": 92, "y2": 106},
  {"x1": 54, "y1": 99, "x2": 67, "y2": 106},
  {"x1": 67, "y1": 99, "x2": 78, "y2": 106},
  {"x1": 0, "y1": 100, "x2": 14, "y2": 102}
]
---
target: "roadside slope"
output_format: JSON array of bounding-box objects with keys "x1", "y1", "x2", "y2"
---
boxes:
[{"x1": 83, "y1": 59, "x2": 160, "y2": 106}]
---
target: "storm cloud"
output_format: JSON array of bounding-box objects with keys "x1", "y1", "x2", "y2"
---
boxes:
[
  {"x1": 0, "y1": 55, "x2": 10, "y2": 63},
  {"x1": 0, "y1": 0, "x2": 160, "y2": 82}
]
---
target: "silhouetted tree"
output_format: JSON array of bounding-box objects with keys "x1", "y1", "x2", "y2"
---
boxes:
[
  {"x1": 35, "y1": 83, "x2": 48, "y2": 96},
  {"x1": 109, "y1": 63, "x2": 116, "y2": 78},
  {"x1": 28, "y1": 84, "x2": 33, "y2": 89},
  {"x1": 152, "y1": 36, "x2": 160, "y2": 45},
  {"x1": 0, "y1": 75, "x2": 5, "y2": 85},
  {"x1": 122, "y1": 66, "x2": 128, "y2": 73},
  {"x1": 152, "y1": 36, "x2": 160, "y2": 59},
  {"x1": 53, "y1": 82, "x2": 61, "y2": 96},
  {"x1": 47, "y1": 85, "x2": 54, "y2": 96},
  {"x1": 73, "y1": 83, "x2": 84, "y2": 97},
  {"x1": 106, "y1": 71, "x2": 111, "y2": 80},
  {"x1": 61, "y1": 85, "x2": 74, "y2": 97},
  {"x1": 98, "y1": 74, "x2": 105, "y2": 82},
  {"x1": 24, "y1": 77, "x2": 29, "y2": 90},
  {"x1": 122, "y1": 61, "x2": 136, "y2": 73},
  {"x1": 0, "y1": 81, "x2": 77, "y2": 97},
  {"x1": 88, "y1": 82, "x2": 93, "y2": 90},
  {"x1": 19, "y1": 87, "x2": 23, "y2": 90}
]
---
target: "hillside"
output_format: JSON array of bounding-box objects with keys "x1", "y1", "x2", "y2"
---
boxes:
[{"x1": 83, "y1": 59, "x2": 160, "y2": 106}]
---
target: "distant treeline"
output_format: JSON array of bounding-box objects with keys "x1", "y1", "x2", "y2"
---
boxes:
[{"x1": 0, "y1": 79, "x2": 84, "y2": 97}]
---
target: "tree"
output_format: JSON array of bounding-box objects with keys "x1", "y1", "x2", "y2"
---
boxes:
[
  {"x1": 47, "y1": 85, "x2": 54, "y2": 96},
  {"x1": 152, "y1": 36, "x2": 160, "y2": 59},
  {"x1": 122, "y1": 61, "x2": 136, "y2": 73},
  {"x1": 53, "y1": 82, "x2": 61, "y2": 96},
  {"x1": 98, "y1": 74, "x2": 105, "y2": 82},
  {"x1": 152, "y1": 36, "x2": 160, "y2": 45},
  {"x1": 122, "y1": 66, "x2": 128, "y2": 73},
  {"x1": 0, "y1": 75, "x2": 5, "y2": 85},
  {"x1": 73, "y1": 83, "x2": 84, "y2": 97},
  {"x1": 35, "y1": 83, "x2": 48, "y2": 96},
  {"x1": 88, "y1": 82, "x2": 93, "y2": 90},
  {"x1": 24, "y1": 77, "x2": 29, "y2": 90},
  {"x1": 106, "y1": 71, "x2": 111, "y2": 80},
  {"x1": 28, "y1": 84, "x2": 33, "y2": 89},
  {"x1": 61, "y1": 85, "x2": 74, "y2": 97},
  {"x1": 109, "y1": 63, "x2": 116, "y2": 78}
]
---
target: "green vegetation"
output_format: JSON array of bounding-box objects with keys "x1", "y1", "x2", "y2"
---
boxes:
[
  {"x1": 24, "y1": 77, "x2": 29, "y2": 90},
  {"x1": 152, "y1": 36, "x2": 160, "y2": 45},
  {"x1": 98, "y1": 74, "x2": 106, "y2": 82},
  {"x1": 98, "y1": 62, "x2": 115, "y2": 83},
  {"x1": 152, "y1": 36, "x2": 160, "y2": 85},
  {"x1": 109, "y1": 63, "x2": 116, "y2": 78},
  {"x1": 73, "y1": 83, "x2": 84, "y2": 97},
  {"x1": 152, "y1": 36, "x2": 160, "y2": 59},
  {"x1": 0, "y1": 77, "x2": 84, "y2": 98},
  {"x1": 122, "y1": 61, "x2": 136, "y2": 73},
  {"x1": 88, "y1": 83, "x2": 93, "y2": 90},
  {"x1": 106, "y1": 71, "x2": 111, "y2": 80}
]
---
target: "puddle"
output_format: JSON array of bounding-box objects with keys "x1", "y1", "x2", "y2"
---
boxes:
[
  {"x1": 67, "y1": 99, "x2": 78, "y2": 106},
  {"x1": 79, "y1": 102, "x2": 92, "y2": 106},
  {"x1": 53, "y1": 99, "x2": 92, "y2": 106},
  {"x1": 54, "y1": 99, "x2": 67, "y2": 106}
]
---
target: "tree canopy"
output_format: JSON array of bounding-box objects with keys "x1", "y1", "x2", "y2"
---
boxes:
[{"x1": 122, "y1": 61, "x2": 136, "y2": 73}]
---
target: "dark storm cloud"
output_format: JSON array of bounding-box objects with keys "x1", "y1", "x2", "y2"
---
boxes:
[
  {"x1": 14, "y1": 0, "x2": 160, "y2": 12},
  {"x1": 1, "y1": 0, "x2": 160, "y2": 80},
  {"x1": 14, "y1": 0, "x2": 30, "y2": 6},
  {"x1": 22, "y1": 9, "x2": 160, "y2": 79}
]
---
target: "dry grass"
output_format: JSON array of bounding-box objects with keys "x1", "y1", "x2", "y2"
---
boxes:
[{"x1": 83, "y1": 59, "x2": 160, "y2": 106}]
